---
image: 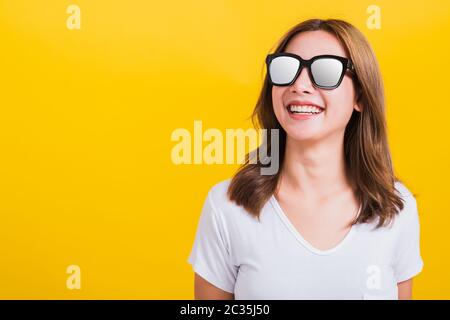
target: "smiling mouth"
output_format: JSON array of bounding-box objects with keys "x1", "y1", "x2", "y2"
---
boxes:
[{"x1": 286, "y1": 105, "x2": 324, "y2": 114}]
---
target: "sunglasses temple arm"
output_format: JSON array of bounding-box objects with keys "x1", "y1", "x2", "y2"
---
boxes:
[{"x1": 347, "y1": 60, "x2": 355, "y2": 72}]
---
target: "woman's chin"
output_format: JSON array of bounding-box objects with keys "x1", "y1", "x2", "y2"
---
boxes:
[{"x1": 285, "y1": 130, "x2": 325, "y2": 143}]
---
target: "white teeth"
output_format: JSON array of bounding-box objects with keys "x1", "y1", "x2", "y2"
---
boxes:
[{"x1": 288, "y1": 105, "x2": 323, "y2": 114}]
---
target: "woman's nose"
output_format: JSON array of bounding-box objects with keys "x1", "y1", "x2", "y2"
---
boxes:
[{"x1": 290, "y1": 67, "x2": 315, "y2": 93}]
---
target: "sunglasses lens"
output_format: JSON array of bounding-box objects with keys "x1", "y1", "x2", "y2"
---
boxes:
[
  {"x1": 269, "y1": 56, "x2": 300, "y2": 85},
  {"x1": 310, "y1": 58, "x2": 344, "y2": 88}
]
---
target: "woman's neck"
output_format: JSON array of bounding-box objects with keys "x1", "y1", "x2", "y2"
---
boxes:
[{"x1": 279, "y1": 133, "x2": 353, "y2": 200}]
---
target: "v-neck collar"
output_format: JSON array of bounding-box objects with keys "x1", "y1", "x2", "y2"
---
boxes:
[{"x1": 269, "y1": 194, "x2": 359, "y2": 256}]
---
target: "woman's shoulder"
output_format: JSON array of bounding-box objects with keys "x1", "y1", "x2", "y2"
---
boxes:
[
  {"x1": 205, "y1": 178, "x2": 253, "y2": 220},
  {"x1": 358, "y1": 180, "x2": 419, "y2": 232},
  {"x1": 207, "y1": 178, "x2": 233, "y2": 202},
  {"x1": 394, "y1": 180, "x2": 418, "y2": 211},
  {"x1": 394, "y1": 180, "x2": 415, "y2": 199},
  {"x1": 391, "y1": 180, "x2": 420, "y2": 229},
  {"x1": 205, "y1": 178, "x2": 239, "y2": 213}
]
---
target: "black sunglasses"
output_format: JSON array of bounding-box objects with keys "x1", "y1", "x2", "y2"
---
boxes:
[{"x1": 266, "y1": 53, "x2": 355, "y2": 89}]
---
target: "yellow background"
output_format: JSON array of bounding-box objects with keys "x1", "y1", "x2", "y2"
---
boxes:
[{"x1": 0, "y1": 0, "x2": 449, "y2": 299}]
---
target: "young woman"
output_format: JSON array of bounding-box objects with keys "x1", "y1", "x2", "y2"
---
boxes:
[{"x1": 187, "y1": 18, "x2": 423, "y2": 300}]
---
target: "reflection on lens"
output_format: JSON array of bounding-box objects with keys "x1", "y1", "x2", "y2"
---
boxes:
[
  {"x1": 269, "y1": 56, "x2": 299, "y2": 85},
  {"x1": 311, "y1": 58, "x2": 343, "y2": 87}
]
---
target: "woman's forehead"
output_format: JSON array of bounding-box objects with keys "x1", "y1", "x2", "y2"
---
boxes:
[{"x1": 284, "y1": 30, "x2": 348, "y2": 59}]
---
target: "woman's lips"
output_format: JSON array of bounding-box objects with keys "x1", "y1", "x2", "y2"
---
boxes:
[
  {"x1": 286, "y1": 105, "x2": 324, "y2": 120},
  {"x1": 288, "y1": 112, "x2": 322, "y2": 120}
]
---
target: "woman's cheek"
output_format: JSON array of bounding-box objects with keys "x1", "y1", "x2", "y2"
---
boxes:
[
  {"x1": 272, "y1": 89, "x2": 287, "y2": 119},
  {"x1": 324, "y1": 90, "x2": 354, "y2": 119}
]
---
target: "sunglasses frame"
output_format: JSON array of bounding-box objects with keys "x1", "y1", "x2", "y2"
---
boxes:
[{"x1": 266, "y1": 53, "x2": 355, "y2": 89}]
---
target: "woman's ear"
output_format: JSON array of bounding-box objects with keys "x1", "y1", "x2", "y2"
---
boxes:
[{"x1": 354, "y1": 90, "x2": 362, "y2": 112}]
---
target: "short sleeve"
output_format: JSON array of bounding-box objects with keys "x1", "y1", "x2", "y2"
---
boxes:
[
  {"x1": 393, "y1": 194, "x2": 424, "y2": 283},
  {"x1": 187, "y1": 190, "x2": 238, "y2": 293}
]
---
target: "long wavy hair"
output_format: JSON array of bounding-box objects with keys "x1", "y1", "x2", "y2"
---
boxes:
[{"x1": 227, "y1": 18, "x2": 405, "y2": 228}]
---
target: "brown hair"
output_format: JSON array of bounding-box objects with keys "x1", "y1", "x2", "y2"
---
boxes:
[{"x1": 227, "y1": 18, "x2": 406, "y2": 228}]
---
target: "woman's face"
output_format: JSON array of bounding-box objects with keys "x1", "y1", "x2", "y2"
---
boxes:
[{"x1": 272, "y1": 30, "x2": 361, "y2": 143}]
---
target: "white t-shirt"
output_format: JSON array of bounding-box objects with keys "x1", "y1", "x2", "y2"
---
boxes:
[{"x1": 187, "y1": 178, "x2": 424, "y2": 300}]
